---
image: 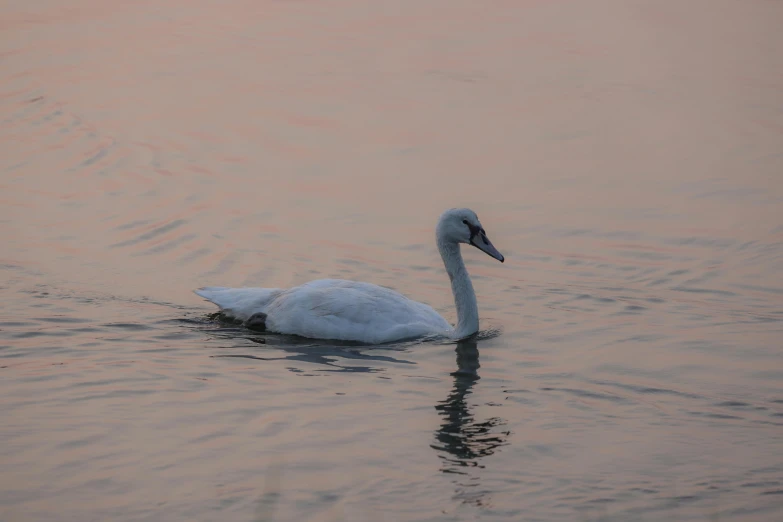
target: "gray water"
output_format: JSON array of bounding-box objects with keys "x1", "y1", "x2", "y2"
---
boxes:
[{"x1": 2, "y1": 1, "x2": 783, "y2": 521}]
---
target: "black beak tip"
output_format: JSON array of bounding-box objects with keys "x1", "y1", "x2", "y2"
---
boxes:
[{"x1": 499, "y1": 256, "x2": 505, "y2": 263}]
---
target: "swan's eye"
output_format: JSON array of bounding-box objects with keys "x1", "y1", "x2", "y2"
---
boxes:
[{"x1": 463, "y1": 220, "x2": 481, "y2": 240}]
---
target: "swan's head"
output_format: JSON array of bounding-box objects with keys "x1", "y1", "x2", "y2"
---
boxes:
[{"x1": 437, "y1": 208, "x2": 505, "y2": 263}]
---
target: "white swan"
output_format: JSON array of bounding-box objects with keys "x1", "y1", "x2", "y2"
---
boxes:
[{"x1": 195, "y1": 208, "x2": 504, "y2": 344}]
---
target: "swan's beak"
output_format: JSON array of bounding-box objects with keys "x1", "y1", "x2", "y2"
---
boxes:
[{"x1": 470, "y1": 232, "x2": 505, "y2": 263}]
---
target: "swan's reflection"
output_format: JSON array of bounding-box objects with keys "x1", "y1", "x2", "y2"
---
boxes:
[
  {"x1": 431, "y1": 339, "x2": 510, "y2": 505},
  {"x1": 203, "y1": 322, "x2": 415, "y2": 373}
]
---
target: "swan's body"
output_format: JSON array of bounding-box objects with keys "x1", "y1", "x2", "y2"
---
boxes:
[
  {"x1": 196, "y1": 279, "x2": 451, "y2": 344},
  {"x1": 195, "y1": 208, "x2": 504, "y2": 344}
]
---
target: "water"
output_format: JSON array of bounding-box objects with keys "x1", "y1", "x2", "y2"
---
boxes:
[{"x1": 2, "y1": 1, "x2": 782, "y2": 520}]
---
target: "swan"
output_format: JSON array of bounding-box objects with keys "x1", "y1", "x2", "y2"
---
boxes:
[{"x1": 194, "y1": 208, "x2": 504, "y2": 344}]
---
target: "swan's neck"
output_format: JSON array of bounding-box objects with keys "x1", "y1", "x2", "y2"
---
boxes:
[{"x1": 438, "y1": 239, "x2": 478, "y2": 339}]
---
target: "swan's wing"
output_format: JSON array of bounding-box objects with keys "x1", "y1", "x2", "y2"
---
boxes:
[
  {"x1": 194, "y1": 287, "x2": 282, "y2": 321},
  {"x1": 265, "y1": 280, "x2": 450, "y2": 343}
]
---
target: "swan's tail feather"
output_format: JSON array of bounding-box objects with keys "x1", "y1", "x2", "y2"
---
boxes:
[
  {"x1": 193, "y1": 286, "x2": 230, "y2": 300},
  {"x1": 194, "y1": 286, "x2": 283, "y2": 322},
  {"x1": 195, "y1": 287, "x2": 230, "y2": 299},
  {"x1": 194, "y1": 287, "x2": 236, "y2": 308}
]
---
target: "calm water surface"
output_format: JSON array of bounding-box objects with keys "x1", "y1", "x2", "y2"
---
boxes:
[{"x1": 2, "y1": 1, "x2": 783, "y2": 520}]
